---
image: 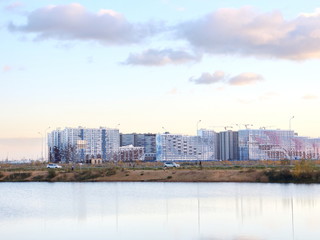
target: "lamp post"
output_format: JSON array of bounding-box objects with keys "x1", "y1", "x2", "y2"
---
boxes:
[
  {"x1": 162, "y1": 127, "x2": 167, "y2": 161},
  {"x1": 197, "y1": 120, "x2": 201, "y2": 165},
  {"x1": 114, "y1": 124, "x2": 120, "y2": 162},
  {"x1": 289, "y1": 116, "x2": 294, "y2": 164},
  {"x1": 38, "y1": 132, "x2": 43, "y2": 161},
  {"x1": 39, "y1": 127, "x2": 51, "y2": 162},
  {"x1": 44, "y1": 127, "x2": 51, "y2": 162}
]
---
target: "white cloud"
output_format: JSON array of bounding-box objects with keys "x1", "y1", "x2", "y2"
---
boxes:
[
  {"x1": 9, "y1": 3, "x2": 161, "y2": 45},
  {"x1": 228, "y1": 73, "x2": 264, "y2": 86},
  {"x1": 177, "y1": 7, "x2": 320, "y2": 60},
  {"x1": 9, "y1": 5, "x2": 320, "y2": 61},
  {"x1": 124, "y1": 48, "x2": 201, "y2": 66},
  {"x1": 190, "y1": 71, "x2": 263, "y2": 86},
  {"x1": 189, "y1": 71, "x2": 225, "y2": 84}
]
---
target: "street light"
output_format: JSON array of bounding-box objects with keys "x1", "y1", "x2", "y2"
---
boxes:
[
  {"x1": 44, "y1": 127, "x2": 51, "y2": 162},
  {"x1": 114, "y1": 124, "x2": 120, "y2": 162},
  {"x1": 196, "y1": 120, "x2": 201, "y2": 165},
  {"x1": 289, "y1": 116, "x2": 294, "y2": 163},
  {"x1": 39, "y1": 127, "x2": 51, "y2": 162},
  {"x1": 38, "y1": 132, "x2": 43, "y2": 161},
  {"x1": 162, "y1": 127, "x2": 168, "y2": 161},
  {"x1": 197, "y1": 120, "x2": 202, "y2": 134},
  {"x1": 162, "y1": 126, "x2": 167, "y2": 134}
]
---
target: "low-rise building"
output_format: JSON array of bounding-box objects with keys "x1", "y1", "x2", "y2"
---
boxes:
[{"x1": 109, "y1": 145, "x2": 144, "y2": 162}]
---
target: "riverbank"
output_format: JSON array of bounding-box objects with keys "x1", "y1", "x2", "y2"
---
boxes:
[
  {"x1": 0, "y1": 168, "x2": 268, "y2": 182},
  {"x1": 1, "y1": 162, "x2": 320, "y2": 183}
]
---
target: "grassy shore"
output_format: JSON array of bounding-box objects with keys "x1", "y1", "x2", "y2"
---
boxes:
[{"x1": 1, "y1": 160, "x2": 320, "y2": 183}]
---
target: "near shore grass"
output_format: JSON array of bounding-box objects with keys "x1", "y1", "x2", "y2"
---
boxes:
[{"x1": 1, "y1": 160, "x2": 320, "y2": 183}]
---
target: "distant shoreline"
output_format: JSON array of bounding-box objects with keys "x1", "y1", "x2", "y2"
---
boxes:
[{"x1": 1, "y1": 161, "x2": 320, "y2": 183}]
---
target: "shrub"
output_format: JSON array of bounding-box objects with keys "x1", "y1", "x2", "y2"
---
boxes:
[
  {"x1": 47, "y1": 169, "x2": 56, "y2": 179},
  {"x1": 293, "y1": 159, "x2": 314, "y2": 178},
  {"x1": 4, "y1": 172, "x2": 31, "y2": 181},
  {"x1": 74, "y1": 170, "x2": 103, "y2": 181},
  {"x1": 265, "y1": 169, "x2": 293, "y2": 182},
  {"x1": 106, "y1": 168, "x2": 116, "y2": 176}
]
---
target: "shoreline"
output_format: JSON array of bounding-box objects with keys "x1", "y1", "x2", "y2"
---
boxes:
[{"x1": 1, "y1": 163, "x2": 320, "y2": 183}]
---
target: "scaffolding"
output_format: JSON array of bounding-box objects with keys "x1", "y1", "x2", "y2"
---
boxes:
[{"x1": 239, "y1": 129, "x2": 320, "y2": 160}]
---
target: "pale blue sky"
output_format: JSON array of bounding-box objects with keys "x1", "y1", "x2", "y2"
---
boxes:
[{"x1": 1, "y1": 0, "x2": 320, "y2": 159}]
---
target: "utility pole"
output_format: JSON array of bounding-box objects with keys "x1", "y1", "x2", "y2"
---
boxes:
[
  {"x1": 38, "y1": 132, "x2": 43, "y2": 161},
  {"x1": 197, "y1": 120, "x2": 201, "y2": 165},
  {"x1": 289, "y1": 116, "x2": 295, "y2": 164},
  {"x1": 44, "y1": 127, "x2": 50, "y2": 162},
  {"x1": 162, "y1": 127, "x2": 168, "y2": 161}
]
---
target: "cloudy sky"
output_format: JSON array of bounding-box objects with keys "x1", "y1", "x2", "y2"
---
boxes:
[{"x1": 1, "y1": 0, "x2": 320, "y2": 159}]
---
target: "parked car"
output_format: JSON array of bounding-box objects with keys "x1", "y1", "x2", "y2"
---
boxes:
[
  {"x1": 47, "y1": 163, "x2": 62, "y2": 169},
  {"x1": 164, "y1": 162, "x2": 180, "y2": 168}
]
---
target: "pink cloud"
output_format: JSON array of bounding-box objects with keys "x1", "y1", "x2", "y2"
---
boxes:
[
  {"x1": 177, "y1": 7, "x2": 320, "y2": 60},
  {"x1": 189, "y1": 71, "x2": 225, "y2": 84},
  {"x1": 190, "y1": 71, "x2": 263, "y2": 86},
  {"x1": 302, "y1": 94, "x2": 318, "y2": 100},
  {"x1": 124, "y1": 48, "x2": 201, "y2": 66},
  {"x1": 5, "y1": 2, "x2": 23, "y2": 11},
  {"x1": 229, "y1": 73, "x2": 264, "y2": 86},
  {"x1": 2, "y1": 65, "x2": 12, "y2": 72},
  {"x1": 167, "y1": 88, "x2": 178, "y2": 95}
]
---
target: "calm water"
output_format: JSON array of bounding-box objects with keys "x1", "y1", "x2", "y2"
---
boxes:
[{"x1": 0, "y1": 182, "x2": 319, "y2": 240}]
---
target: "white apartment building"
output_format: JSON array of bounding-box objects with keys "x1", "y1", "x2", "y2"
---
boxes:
[
  {"x1": 156, "y1": 133, "x2": 200, "y2": 161},
  {"x1": 156, "y1": 130, "x2": 218, "y2": 161},
  {"x1": 48, "y1": 127, "x2": 120, "y2": 162},
  {"x1": 198, "y1": 129, "x2": 219, "y2": 160}
]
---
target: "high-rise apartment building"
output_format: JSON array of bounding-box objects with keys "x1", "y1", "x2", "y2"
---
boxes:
[
  {"x1": 156, "y1": 133, "x2": 200, "y2": 161},
  {"x1": 48, "y1": 127, "x2": 120, "y2": 163},
  {"x1": 156, "y1": 130, "x2": 218, "y2": 161},
  {"x1": 120, "y1": 134, "x2": 135, "y2": 146},
  {"x1": 120, "y1": 133, "x2": 156, "y2": 161},
  {"x1": 218, "y1": 131, "x2": 239, "y2": 160},
  {"x1": 197, "y1": 129, "x2": 219, "y2": 160},
  {"x1": 238, "y1": 129, "x2": 320, "y2": 160}
]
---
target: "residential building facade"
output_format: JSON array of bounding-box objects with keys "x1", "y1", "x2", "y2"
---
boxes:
[
  {"x1": 219, "y1": 131, "x2": 239, "y2": 160},
  {"x1": 48, "y1": 127, "x2": 120, "y2": 163},
  {"x1": 120, "y1": 133, "x2": 156, "y2": 161},
  {"x1": 197, "y1": 129, "x2": 219, "y2": 160},
  {"x1": 109, "y1": 145, "x2": 145, "y2": 162},
  {"x1": 238, "y1": 129, "x2": 320, "y2": 160}
]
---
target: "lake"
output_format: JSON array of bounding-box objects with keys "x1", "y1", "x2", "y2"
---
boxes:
[{"x1": 0, "y1": 182, "x2": 319, "y2": 240}]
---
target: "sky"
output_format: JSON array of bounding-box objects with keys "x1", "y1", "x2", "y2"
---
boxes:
[{"x1": 1, "y1": 0, "x2": 320, "y2": 159}]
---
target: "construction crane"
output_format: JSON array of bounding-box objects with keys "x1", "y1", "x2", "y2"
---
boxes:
[
  {"x1": 259, "y1": 126, "x2": 275, "y2": 130},
  {"x1": 209, "y1": 126, "x2": 233, "y2": 131},
  {"x1": 235, "y1": 124, "x2": 253, "y2": 129}
]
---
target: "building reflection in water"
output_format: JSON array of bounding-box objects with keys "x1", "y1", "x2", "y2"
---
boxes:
[{"x1": 1, "y1": 183, "x2": 320, "y2": 240}]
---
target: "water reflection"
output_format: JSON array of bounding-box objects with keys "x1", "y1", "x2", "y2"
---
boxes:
[{"x1": 0, "y1": 183, "x2": 320, "y2": 240}]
